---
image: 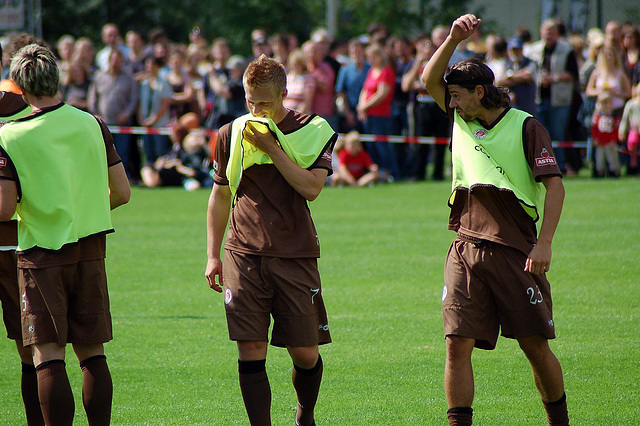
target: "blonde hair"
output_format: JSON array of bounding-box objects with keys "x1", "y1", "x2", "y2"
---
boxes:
[
  {"x1": 10, "y1": 44, "x2": 59, "y2": 97},
  {"x1": 343, "y1": 130, "x2": 362, "y2": 149},
  {"x1": 243, "y1": 54, "x2": 286, "y2": 95},
  {"x1": 365, "y1": 43, "x2": 388, "y2": 67},
  {"x1": 286, "y1": 48, "x2": 307, "y2": 74}
]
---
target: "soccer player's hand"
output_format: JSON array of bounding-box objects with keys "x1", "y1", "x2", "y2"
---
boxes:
[
  {"x1": 205, "y1": 257, "x2": 224, "y2": 292},
  {"x1": 243, "y1": 121, "x2": 278, "y2": 155},
  {"x1": 450, "y1": 14, "x2": 482, "y2": 42},
  {"x1": 525, "y1": 242, "x2": 552, "y2": 275}
]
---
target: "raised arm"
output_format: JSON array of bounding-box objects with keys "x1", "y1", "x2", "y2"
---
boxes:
[{"x1": 421, "y1": 14, "x2": 481, "y2": 111}]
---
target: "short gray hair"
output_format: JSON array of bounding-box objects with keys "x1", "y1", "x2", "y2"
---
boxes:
[{"x1": 10, "y1": 43, "x2": 59, "y2": 98}]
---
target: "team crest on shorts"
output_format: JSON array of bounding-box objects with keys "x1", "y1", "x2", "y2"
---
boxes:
[
  {"x1": 224, "y1": 288, "x2": 233, "y2": 305},
  {"x1": 473, "y1": 129, "x2": 488, "y2": 140},
  {"x1": 535, "y1": 148, "x2": 557, "y2": 166}
]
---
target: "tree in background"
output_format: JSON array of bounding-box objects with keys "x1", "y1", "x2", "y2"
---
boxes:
[{"x1": 40, "y1": 0, "x2": 479, "y2": 55}]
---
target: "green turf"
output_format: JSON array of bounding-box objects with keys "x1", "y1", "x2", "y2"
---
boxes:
[{"x1": 1, "y1": 178, "x2": 639, "y2": 425}]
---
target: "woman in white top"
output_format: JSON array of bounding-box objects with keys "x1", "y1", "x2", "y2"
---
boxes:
[
  {"x1": 284, "y1": 48, "x2": 314, "y2": 113},
  {"x1": 586, "y1": 46, "x2": 632, "y2": 114}
]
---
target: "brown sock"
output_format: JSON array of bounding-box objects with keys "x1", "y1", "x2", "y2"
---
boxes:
[
  {"x1": 36, "y1": 359, "x2": 74, "y2": 426},
  {"x1": 21, "y1": 362, "x2": 45, "y2": 426},
  {"x1": 543, "y1": 393, "x2": 569, "y2": 426},
  {"x1": 238, "y1": 359, "x2": 271, "y2": 426},
  {"x1": 447, "y1": 406, "x2": 473, "y2": 426},
  {"x1": 80, "y1": 355, "x2": 112, "y2": 426},
  {"x1": 292, "y1": 354, "x2": 323, "y2": 426}
]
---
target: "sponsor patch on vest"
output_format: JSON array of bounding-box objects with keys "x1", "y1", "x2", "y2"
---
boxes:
[
  {"x1": 535, "y1": 148, "x2": 557, "y2": 166},
  {"x1": 0, "y1": 157, "x2": 6, "y2": 167},
  {"x1": 473, "y1": 129, "x2": 488, "y2": 139}
]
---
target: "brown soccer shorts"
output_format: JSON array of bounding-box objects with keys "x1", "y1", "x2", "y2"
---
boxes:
[
  {"x1": 222, "y1": 250, "x2": 331, "y2": 348},
  {"x1": 443, "y1": 236, "x2": 556, "y2": 350},
  {"x1": 20, "y1": 259, "x2": 113, "y2": 347}
]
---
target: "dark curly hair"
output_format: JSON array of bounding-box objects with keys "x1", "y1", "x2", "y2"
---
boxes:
[{"x1": 445, "y1": 58, "x2": 510, "y2": 109}]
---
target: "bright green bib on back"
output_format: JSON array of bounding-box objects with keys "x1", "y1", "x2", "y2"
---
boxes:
[
  {"x1": 0, "y1": 104, "x2": 113, "y2": 251},
  {"x1": 450, "y1": 108, "x2": 545, "y2": 224}
]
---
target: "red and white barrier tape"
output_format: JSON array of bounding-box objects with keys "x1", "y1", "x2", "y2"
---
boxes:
[{"x1": 107, "y1": 125, "x2": 590, "y2": 148}]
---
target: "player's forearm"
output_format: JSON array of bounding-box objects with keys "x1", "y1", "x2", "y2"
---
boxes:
[
  {"x1": 537, "y1": 177, "x2": 565, "y2": 246},
  {"x1": 207, "y1": 184, "x2": 231, "y2": 259},
  {"x1": 421, "y1": 37, "x2": 458, "y2": 110},
  {"x1": 269, "y1": 148, "x2": 327, "y2": 201}
]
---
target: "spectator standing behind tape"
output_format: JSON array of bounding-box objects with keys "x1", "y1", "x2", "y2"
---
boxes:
[
  {"x1": 88, "y1": 49, "x2": 139, "y2": 178},
  {"x1": 495, "y1": 37, "x2": 538, "y2": 116},
  {"x1": 124, "y1": 30, "x2": 149, "y2": 82},
  {"x1": 529, "y1": 19, "x2": 580, "y2": 174},
  {"x1": 138, "y1": 56, "x2": 173, "y2": 167},
  {"x1": 95, "y1": 23, "x2": 130, "y2": 73},
  {"x1": 166, "y1": 49, "x2": 201, "y2": 121},
  {"x1": 401, "y1": 34, "x2": 438, "y2": 181},
  {"x1": 388, "y1": 35, "x2": 414, "y2": 180},
  {"x1": 55, "y1": 34, "x2": 75, "y2": 88},
  {"x1": 61, "y1": 60, "x2": 91, "y2": 112},
  {"x1": 202, "y1": 37, "x2": 231, "y2": 129},
  {"x1": 304, "y1": 39, "x2": 339, "y2": 132},
  {"x1": 335, "y1": 38, "x2": 370, "y2": 133},
  {"x1": 357, "y1": 43, "x2": 400, "y2": 181},
  {"x1": 71, "y1": 37, "x2": 97, "y2": 81},
  {"x1": 284, "y1": 48, "x2": 314, "y2": 115}
]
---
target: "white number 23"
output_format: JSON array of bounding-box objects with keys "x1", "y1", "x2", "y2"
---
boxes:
[{"x1": 526, "y1": 286, "x2": 544, "y2": 305}]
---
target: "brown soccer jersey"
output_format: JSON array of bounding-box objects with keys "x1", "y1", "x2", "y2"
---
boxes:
[{"x1": 213, "y1": 110, "x2": 335, "y2": 258}]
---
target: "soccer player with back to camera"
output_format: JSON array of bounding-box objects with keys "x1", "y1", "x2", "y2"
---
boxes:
[
  {"x1": 0, "y1": 44, "x2": 130, "y2": 425},
  {"x1": 205, "y1": 54, "x2": 337, "y2": 425},
  {"x1": 421, "y1": 14, "x2": 569, "y2": 426}
]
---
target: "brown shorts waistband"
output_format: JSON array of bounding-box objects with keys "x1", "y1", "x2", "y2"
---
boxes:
[{"x1": 456, "y1": 233, "x2": 493, "y2": 248}]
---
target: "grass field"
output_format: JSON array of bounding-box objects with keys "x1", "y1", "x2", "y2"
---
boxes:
[{"x1": 1, "y1": 177, "x2": 639, "y2": 425}]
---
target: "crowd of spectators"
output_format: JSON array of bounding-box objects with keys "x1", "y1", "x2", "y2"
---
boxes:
[{"x1": 3, "y1": 17, "x2": 639, "y2": 186}]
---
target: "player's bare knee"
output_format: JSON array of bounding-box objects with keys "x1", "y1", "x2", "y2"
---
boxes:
[
  {"x1": 445, "y1": 335, "x2": 474, "y2": 360},
  {"x1": 15, "y1": 341, "x2": 33, "y2": 365},
  {"x1": 517, "y1": 335, "x2": 551, "y2": 359},
  {"x1": 72, "y1": 343, "x2": 104, "y2": 363},
  {"x1": 287, "y1": 346, "x2": 319, "y2": 369},
  {"x1": 237, "y1": 341, "x2": 268, "y2": 360}
]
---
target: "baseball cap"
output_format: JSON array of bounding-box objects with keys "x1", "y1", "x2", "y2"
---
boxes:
[{"x1": 507, "y1": 37, "x2": 523, "y2": 50}]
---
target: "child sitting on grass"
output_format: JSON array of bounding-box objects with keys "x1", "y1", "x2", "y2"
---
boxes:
[{"x1": 332, "y1": 130, "x2": 379, "y2": 187}]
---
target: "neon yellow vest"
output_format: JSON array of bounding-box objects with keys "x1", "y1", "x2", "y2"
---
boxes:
[
  {"x1": 450, "y1": 108, "x2": 545, "y2": 224},
  {"x1": 226, "y1": 113, "x2": 336, "y2": 197},
  {"x1": 0, "y1": 104, "x2": 113, "y2": 251}
]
